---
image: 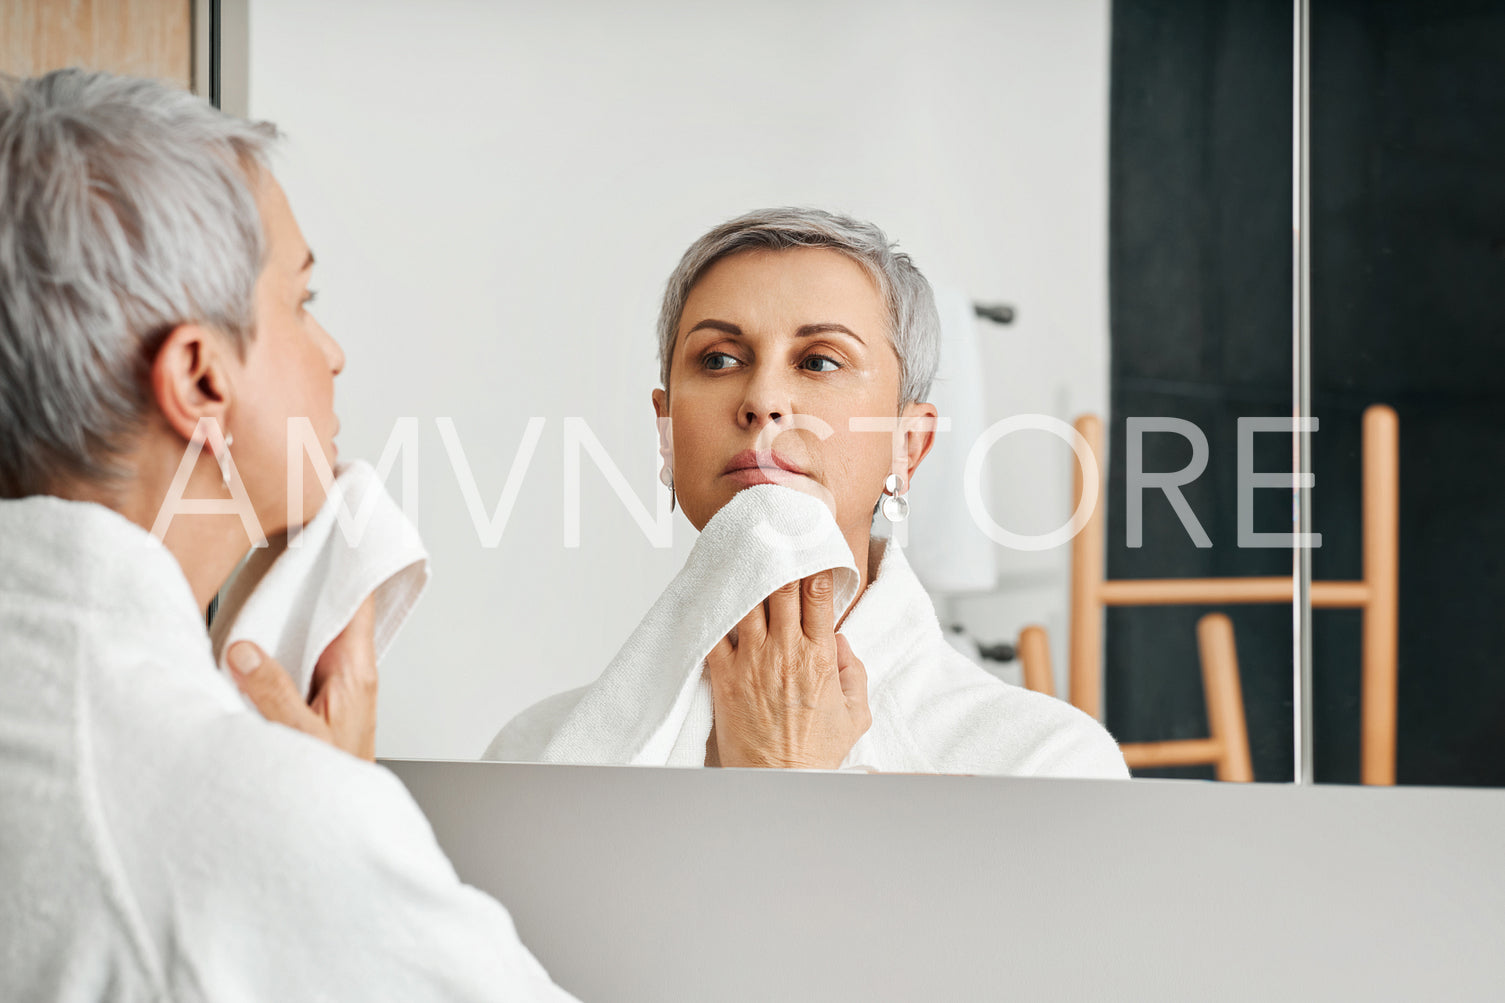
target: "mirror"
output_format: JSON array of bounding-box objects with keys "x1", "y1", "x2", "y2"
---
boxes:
[
  {"x1": 1309, "y1": 0, "x2": 1505, "y2": 786},
  {"x1": 246, "y1": 0, "x2": 1304, "y2": 774},
  {"x1": 1100, "y1": 0, "x2": 1298, "y2": 781}
]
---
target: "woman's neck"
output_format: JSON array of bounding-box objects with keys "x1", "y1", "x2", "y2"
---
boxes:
[
  {"x1": 160, "y1": 517, "x2": 256, "y2": 616},
  {"x1": 837, "y1": 524, "x2": 885, "y2": 631},
  {"x1": 55, "y1": 461, "x2": 256, "y2": 617}
]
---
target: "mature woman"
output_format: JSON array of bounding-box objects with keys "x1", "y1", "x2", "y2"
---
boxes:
[
  {"x1": 490, "y1": 208, "x2": 1127, "y2": 777},
  {"x1": 0, "y1": 70, "x2": 575, "y2": 1000}
]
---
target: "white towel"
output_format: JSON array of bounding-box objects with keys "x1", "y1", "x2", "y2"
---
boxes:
[
  {"x1": 902, "y1": 284, "x2": 998, "y2": 593},
  {"x1": 209, "y1": 460, "x2": 429, "y2": 699},
  {"x1": 488, "y1": 486, "x2": 1128, "y2": 778},
  {"x1": 513, "y1": 485, "x2": 860, "y2": 766}
]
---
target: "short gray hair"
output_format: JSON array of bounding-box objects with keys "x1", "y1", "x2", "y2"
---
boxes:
[
  {"x1": 0, "y1": 69, "x2": 277, "y2": 498},
  {"x1": 656, "y1": 207, "x2": 941, "y2": 406}
]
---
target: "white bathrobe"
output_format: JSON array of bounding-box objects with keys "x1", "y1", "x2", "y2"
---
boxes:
[
  {"x1": 487, "y1": 486, "x2": 1127, "y2": 778},
  {"x1": 0, "y1": 495, "x2": 574, "y2": 1003}
]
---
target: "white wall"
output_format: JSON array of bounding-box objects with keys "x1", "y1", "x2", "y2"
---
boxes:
[{"x1": 248, "y1": 0, "x2": 1111, "y2": 759}]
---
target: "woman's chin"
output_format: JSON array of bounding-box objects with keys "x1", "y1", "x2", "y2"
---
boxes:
[{"x1": 718, "y1": 470, "x2": 835, "y2": 510}]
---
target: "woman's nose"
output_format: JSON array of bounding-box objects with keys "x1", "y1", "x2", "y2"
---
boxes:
[
  {"x1": 315, "y1": 321, "x2": 346, "y2": 376},
  {"x1": 743, "y1": 406, "x2": 784, "y2": 425},
  {"x1": 737, "y1": 367, "x2": 791, "y2": 428}
]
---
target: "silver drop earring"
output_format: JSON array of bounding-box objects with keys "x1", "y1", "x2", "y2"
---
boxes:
[
  {"x1": 660, "y1": 464, "x2": 676, "y2": 512},
  {"x1": 217, "y1": 433, "x2": 235, "y2": 488},
  {"x1": 881, "y1": 472, "x2": 910, "y2": 522}
]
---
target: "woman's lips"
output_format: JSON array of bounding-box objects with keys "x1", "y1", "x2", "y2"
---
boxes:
[
  {"x1": 721, "y1": 449, "x2": 809, "y2": 488},
  {"x1": 723, "y1": 466, "x2": 807, "y2": 488}
]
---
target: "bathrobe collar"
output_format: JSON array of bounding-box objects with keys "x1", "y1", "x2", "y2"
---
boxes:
[
  {"x1": 0, "y1": 494, "x2": 206, "y2": 641},
  {"x1": 841, "y1": 537, "x2": 937, "y2": 687}
]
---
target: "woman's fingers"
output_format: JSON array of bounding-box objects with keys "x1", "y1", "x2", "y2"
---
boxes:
[
  {"x1": 228, "y1": 641, "x2": 329, "y2": 742},
  {"x1": 752, "y1": 570, "x2": 840, "y2": 646},
  {"x1": 765, "y1": 578, "x2": 802, "y2": 640},
  {"x1": 229, "y1": 595, "x2": 382, "y2": 763},
  {"x1": 800, "y1": 569, "x2": 835, "y2": 643},
  {"x1": 706, "y1": 576, "x2": 862, "y2": 769},
  {"x1": 735, "y1": 592, "x2": 771, "y2": 649},
  {"x1": 295, "y1": 595, "x2": 382, "y2": 761},
  {"x1": 311, "y1": 668, "x2": 377, "y2": 762},
  {"x1": 835, "y1": 634, "x2": 873, "y2": 734},
  {"x1": 705, "y1": 633, "x2": 736, "y2": 682}
]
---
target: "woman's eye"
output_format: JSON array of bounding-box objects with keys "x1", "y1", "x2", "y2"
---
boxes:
[
  {"x1": 802, "y1": 355, "x2": 841, "y2": 373},
  {"x1": 703, "y1": 352, "x2": 739, "y2": 371}
]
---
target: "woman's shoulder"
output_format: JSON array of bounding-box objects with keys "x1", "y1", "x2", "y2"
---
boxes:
[
  {"x1": 854, "y1": 544, "x2": 1128, "y2": 779},
  {"x1": 880, "y1": 641, "x2": 1130, "y2": 779},
  {"x1": 104, "y1": 678, "x2": 434, "y2": 858},
  {"x1": 106, "y1": 700, "x2": 565, "y2": 999}
]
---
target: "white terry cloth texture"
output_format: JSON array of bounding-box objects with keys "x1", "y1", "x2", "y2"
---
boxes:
[
  {"x1": 209, "y1": 459, "x2": 428, "y2": 699},
  {"x1": 0, "y1": 494, "x2": 575, "y2": 1002},
  {"x1": 903, "y1": 283, "x2": 999, "y2": 594},
  {"x1": 499, "y1": 485, "x2": 861, "y2": 767},
  {"x1": 486, "y1": 486, "x2": 1127, "y2": 778}
]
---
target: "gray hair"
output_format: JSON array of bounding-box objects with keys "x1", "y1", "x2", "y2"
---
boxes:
[
  {"x1": 0, "y1": 69, "x2": 277, "y2": 498},
  {"x1": 656, "y1": 207, "x2": 941, "y2": 406}
]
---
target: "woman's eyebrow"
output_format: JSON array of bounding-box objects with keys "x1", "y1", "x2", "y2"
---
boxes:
[
  {"x1": 795, "y1": 323, "x2": 865, "y2": 345},
  {"x1": 685, "y1": 319, "x2": 866, "y2": 346},
  {"x1": 686, "y1": 319, "x2": 743, "y2": 337}
]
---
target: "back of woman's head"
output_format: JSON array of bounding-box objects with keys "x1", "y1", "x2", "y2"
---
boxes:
[{"x1": 0, "y1": 69, "x2": 276, "y2": 498}]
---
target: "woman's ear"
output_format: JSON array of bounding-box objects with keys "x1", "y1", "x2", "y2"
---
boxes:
[
  {"x1": 897, "y1": 401, "x2": 940, "y2": 489},
  {"x1": 651, "y1": 388, "x2": 674, "y2": 475},
  {"x1": 149, "y1": 323, "x2": 233, "y2": 445}
]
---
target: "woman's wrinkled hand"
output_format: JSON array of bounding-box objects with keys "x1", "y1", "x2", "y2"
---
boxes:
[
  {"x1": 705, "y1": 569, "x2": 872, "y2": 769},
  {"x1": 227, "y1": 594, "x2": 378, "y2": 761}
]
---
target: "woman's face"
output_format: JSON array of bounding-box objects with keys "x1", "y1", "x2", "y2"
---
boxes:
[
  {"x1": 229, "y1": 173, "x2": 345, "y2": 537},
  {"x1": 653, "y1": 247, "x2": 933, "y2": 544}
]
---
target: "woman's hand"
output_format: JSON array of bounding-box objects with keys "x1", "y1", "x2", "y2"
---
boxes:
[
  {"x1": 705, "y1": 569, "x2": 872, "y2": 769},
  {"x1": 227, "y1": 595, "x2": 379, "y2": 761}
]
